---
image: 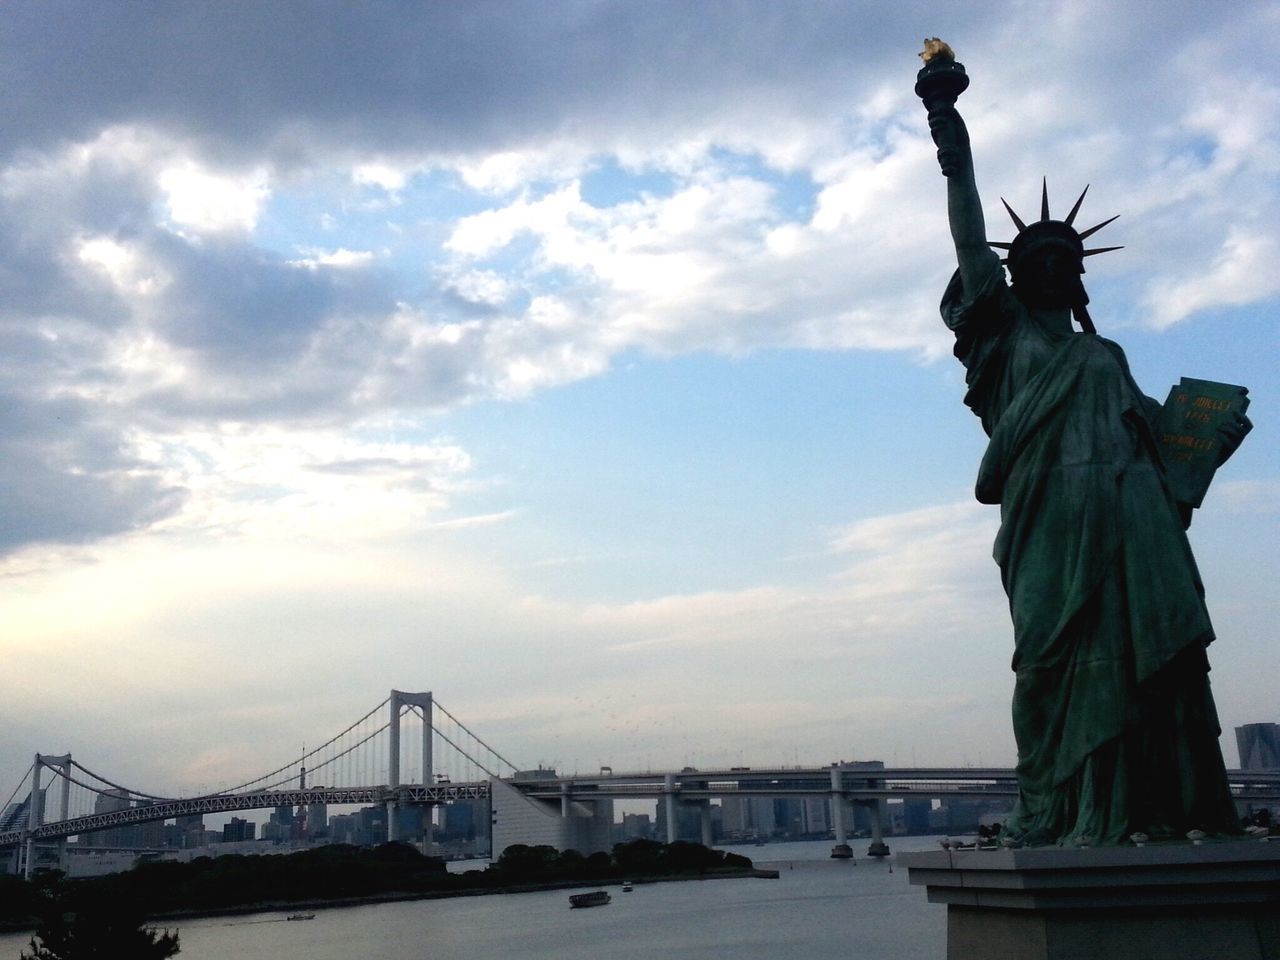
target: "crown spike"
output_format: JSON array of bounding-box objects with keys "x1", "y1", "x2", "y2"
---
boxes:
[
  {"x1": 1001, "y1": 198, "x2": 1027, "y2": 232},
  {"x1": 1040, "y1": 177, "x2": 1050, "y2": 222},
  {"x1": 1078, "y1": 214, "x2": 1120, "y2": 240},
  {"x1": 1065, "y1": 185, "x2": 1090, "y2": 226},
  {"x1": 1082, "y1": 245, "x2": 1124, "y2": 257},
  {"x1": 988, "y1": 241, "x2": 1013, "y2": 250}
]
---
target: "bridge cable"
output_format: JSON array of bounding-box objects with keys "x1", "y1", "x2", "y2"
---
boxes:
[
  {"x1": 271, "y1": 722, "x2": 391, "y2": 787},
  {"x1": 1, "y1": 766, "x2": 33, "y2": 818},
  {"x1": 67, "y1": 697, "x2": 391, "y2": 801},
  {"x1": 69, "y1": 760, "x2": 179, "y2": 802},
  {"x1": 212, "y1": 697, "x2": 391, "y2": 795},
  {"x1": 412, "y1": 706, "x2": 506, "y2": 780},
  {"x1": 431, "y1": 699, "x2": 521, "y2": 773},
  {"x1": 66, "y1": 722, "x2": 391, "y2": 804},
  {"x1": 42, "y1": 766, "x2": 141, "y2": 801}
]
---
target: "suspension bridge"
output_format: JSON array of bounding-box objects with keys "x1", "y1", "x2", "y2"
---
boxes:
[
  {"x1": 5, "y1": 690, "x2": 1280, "y2": 879},
  {"x1": 0, "y1": 691, "x2": 516, "y2": 878}
]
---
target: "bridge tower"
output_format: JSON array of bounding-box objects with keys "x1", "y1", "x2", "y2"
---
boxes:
[
  {"x1": 20, "y1": 753, "x2": 71, "y2": 880},
  {"x1": 387, "y1": 690, "x2": 433, "y2": 844}
]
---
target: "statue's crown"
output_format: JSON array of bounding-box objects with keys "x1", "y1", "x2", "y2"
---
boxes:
[{"x1": 991, "y1": 180, "x2": 1122, "y2": 272}]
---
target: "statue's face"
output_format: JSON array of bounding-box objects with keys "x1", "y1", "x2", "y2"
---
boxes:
[{"x1": 1013, "y1": 243, "x2": 1083, "y2": 308}]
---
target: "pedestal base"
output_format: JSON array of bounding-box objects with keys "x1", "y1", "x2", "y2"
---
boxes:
[{"x1": 902, "y1": 841, "x2": 1280, "y2": 960}]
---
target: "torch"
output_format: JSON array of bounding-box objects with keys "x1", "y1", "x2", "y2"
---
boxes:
[{"x1": 915, "y1": 39, "x2": 969, "y2": 177}]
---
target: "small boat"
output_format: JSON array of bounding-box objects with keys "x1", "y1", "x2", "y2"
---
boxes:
[
  {"x1": 569, "y1": 891, "x2": 611, "y2": 908},
  {"x1": 621, "y1": 881, "x2": 634, "y2": 893},
  {"x1": 286, "y1": 913, "x2": 315, "y2": 921}
]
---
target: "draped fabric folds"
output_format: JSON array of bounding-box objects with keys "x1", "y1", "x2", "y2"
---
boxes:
[{"x1": 942, "y1": 258, "x2": 1237, "y2": 845}]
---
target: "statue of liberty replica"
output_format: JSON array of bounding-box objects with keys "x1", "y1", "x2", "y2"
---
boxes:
[{"x1": 917, "y1": 41, "x2": 1252, "y2": 846}]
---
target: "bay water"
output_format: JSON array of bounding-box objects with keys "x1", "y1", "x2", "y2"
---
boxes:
[{"x1": 0, "y1": 837, "x2": 948, "y2": 959}]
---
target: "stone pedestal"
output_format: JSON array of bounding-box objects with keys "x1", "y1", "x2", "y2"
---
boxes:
[{"x1": 902, "y1": 841, "x2": 1280, "y2": 960}]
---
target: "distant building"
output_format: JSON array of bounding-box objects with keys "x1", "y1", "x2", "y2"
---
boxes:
[
  {"x1": 87, "y1": 789, "x2": 133, "y2": 847},
  {"x1": 222, "y1": 817, "x2": 255, "y2": 843},
  {"x1": 328, "y1": 812, "x2": 360, "y2": 844},
  {"x1": 902, "y1": 798, "x2": 932, "y2": 834},
  {"x1": 1, "y1": 789, "x2": 45, "y2": 833},
  {"x1": 719, "y1": 796, "x2": 777, "y2": 838},
  {"x1": 174, "y1": 815, "x2": 205, "y2": 849},
  {"x1": 135, "y1": 800, "x2": 165, "y2": 848},
  {"x1": 801, "y1": 798, "x2": 830, "y2": 835},
  {"x1": 618, "y1": 812, "x2": 652, "y2": 841},
  {"x1": 653, "y1": 796, "x2": 705, "y2": 841},
  {"x1": 306, "y1": 801, "x2": 328, "y2": 839},
  {"x1": 1237, "y1": 724, "x2": 1280, "y2": 770}
]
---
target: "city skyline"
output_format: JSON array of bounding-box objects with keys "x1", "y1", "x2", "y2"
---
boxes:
[{"x1": 3, "y1": 2, "x2": 1277, "y2": 801}]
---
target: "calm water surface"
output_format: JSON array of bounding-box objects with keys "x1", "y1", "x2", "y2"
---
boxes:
[{"x1": 0, "y1": 838, "x2": 947, "y2": 959}]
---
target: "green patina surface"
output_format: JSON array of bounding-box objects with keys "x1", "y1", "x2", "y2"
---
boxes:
[{"x1": 917, "y1": 46, "x2": 1249, "y2": 846}]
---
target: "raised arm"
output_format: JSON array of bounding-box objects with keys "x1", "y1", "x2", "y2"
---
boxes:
[{"x1": 929, "y1": 103, "x2": 999, "y2": 295}]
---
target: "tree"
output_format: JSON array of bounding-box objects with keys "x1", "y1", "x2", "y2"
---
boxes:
[{"x1": 22, "y1": 887, "x2": 179, "y2": 960}]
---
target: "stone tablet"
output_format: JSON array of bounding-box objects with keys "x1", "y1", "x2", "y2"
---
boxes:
[{"x1": 1155, "y1": 377, "x2": 1250, "y2": 508}]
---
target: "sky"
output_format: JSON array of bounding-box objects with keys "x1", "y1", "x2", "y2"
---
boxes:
[{"x1": 2, "y1": 1, "x2": 1278, "y2": 805}]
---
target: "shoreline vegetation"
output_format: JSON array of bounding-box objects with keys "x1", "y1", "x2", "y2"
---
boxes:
[{"x1": 1, "y1": 840, "x2": 770, "y2": 933}]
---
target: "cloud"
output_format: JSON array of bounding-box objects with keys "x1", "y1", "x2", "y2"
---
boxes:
[
  {"x1": 288, "y1": 247, "x2": 378, "y2": 270},
  {"x1": 159, "y1": 163, "x2": 270, "y2": 234},
  {"x1": 432, "y1": 510, "x2": 520, "y2": 531},
  {"x1": 1144, "y1": 227, "x2": 1280, "y2": 328},
  {"x1": 0, "y1": 0, "x2": 1274, "y2": 564},
  {"x1": 2, "y1": 491, "x2": 1018, "y2": 793}
]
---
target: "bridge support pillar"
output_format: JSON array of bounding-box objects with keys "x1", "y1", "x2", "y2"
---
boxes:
[
  {"x1": 700, "y1": 801, "x2": 713, "y2": 847},
  {"x1": 866, "y1": 799, "x2": 889, "y2": 858},
  {"x1": 830, "y1": 767, "x2": 852, "y2": 859},
  {"x1": 52, "y1": 756, "x2": 70, "y2": 873},
  {"x1": 663, "y1": 774, "x2": 677, "y2": 844}
]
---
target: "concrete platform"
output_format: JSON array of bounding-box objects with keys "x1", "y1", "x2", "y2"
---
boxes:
[{"x1": 901, "y1": 840, "x2": 1280, "y2": 960}]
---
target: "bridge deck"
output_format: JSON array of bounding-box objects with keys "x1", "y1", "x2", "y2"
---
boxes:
[{"x1": 6, "y1": 767, "x2": 1277, "y2": 847}]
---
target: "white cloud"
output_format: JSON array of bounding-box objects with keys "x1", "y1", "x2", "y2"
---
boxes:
[
  {"x1": 454, "y1": 146, "x2": 592, "y2": 194},
  {"x1": 75, "y1": 235, "x2": 168, "y2": 295},
  {"x1": 289, "y1": 246, "x2": 376, "y2": 269},
  {"x1": 158, "y1": 162, "x2": 270, "y2": 233},
  {"x1": 131, "y1": 427, "x2": 475, "y2": 543},
  {"x1": 353, "y1": 161, "x2": 411, "y2": 193},
  {"x1": 443, "y1": 268, "x2": 513, "y2": 306},
  {"x1": 1144, "y1": 227, "x2": 1280, "y2": 328},
  {"x1": 433, "y1": 509, "x2": 519, "y2": 530},
  {"x1": 446, "y1": 182, "x2": 587, "y2": 257}
]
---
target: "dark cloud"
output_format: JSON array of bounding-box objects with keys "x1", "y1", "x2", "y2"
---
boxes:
[
  {"x1": 0, "y1": 1, "x2": 1001, "y2": 166},
  {"x1": 0, "y1": 392, "x2": 185, "y2": 553}
]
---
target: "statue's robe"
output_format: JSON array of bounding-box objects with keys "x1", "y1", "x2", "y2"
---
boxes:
[{"x1": 943, "y1": 257, "x2": 1238, "y2": 845}]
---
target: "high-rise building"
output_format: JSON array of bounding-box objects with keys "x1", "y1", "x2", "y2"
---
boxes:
[
  {"x1": 619, "y1": 812, "x2": 652, "y2": 840},
  {"x1": 1236, "y1": 723, "x2": 1280, "y2": 770},
  {"x1": 222, "y1": 817, "x2": 255, "y2": 842},
  {"x1": 801, "y1": 797, "x2": 830, "y2": 835},
  {"x1": 306, "y1": 802, "x2": 328, "y2": 839},
  {"x1": 0, "y1": 789, "x2": 45, "y2": 833},
  {"x1": 88, "y1": 789, "x2": 133, "y2": 847},
  {"x1": 135, "y1": 800, "x2": 165, "y2": 848},
  {"x1": 176, "y1": 815, "x2": 205, "y2": 849}
]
